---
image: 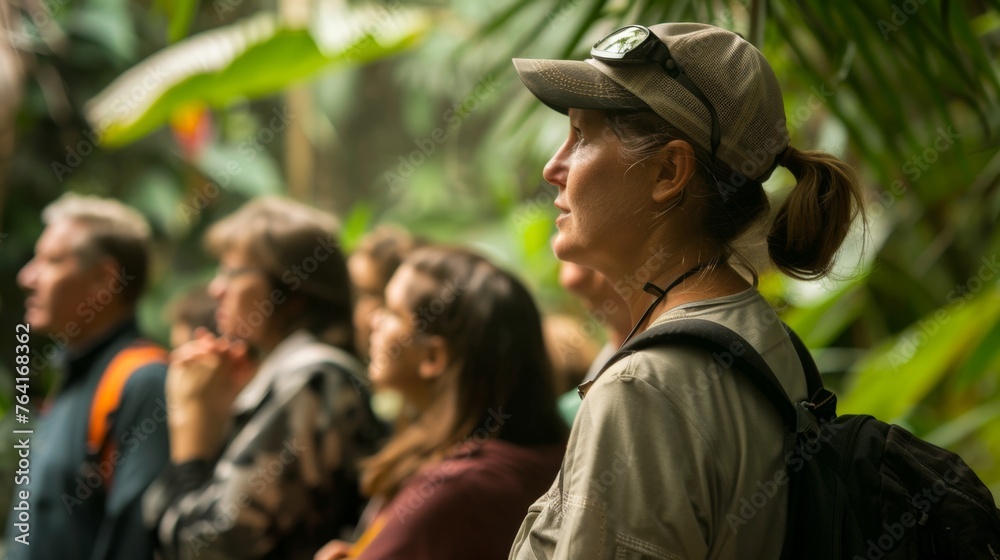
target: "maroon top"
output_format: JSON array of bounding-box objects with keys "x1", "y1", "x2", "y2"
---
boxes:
[{"x1": 357, "y1": 439, "x2": 565, "y2": 560}]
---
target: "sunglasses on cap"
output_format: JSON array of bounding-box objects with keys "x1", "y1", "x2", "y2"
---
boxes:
[{"x1": 591, "y1": 25, "x2": 721, "y2": 159}]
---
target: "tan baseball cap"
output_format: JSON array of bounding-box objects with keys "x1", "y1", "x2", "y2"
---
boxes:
[{"x1": 513, "y1": 22, "x2": 790, "y2": 182}]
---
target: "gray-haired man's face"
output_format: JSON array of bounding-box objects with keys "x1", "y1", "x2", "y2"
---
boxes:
[{"x1": 18, "y1": 220, "x2": 104, "y2": 334}]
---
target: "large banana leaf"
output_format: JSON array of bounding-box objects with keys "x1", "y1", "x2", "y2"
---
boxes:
[{"x1": 84, "y1": 6, "x2": 429, "y2": 148}]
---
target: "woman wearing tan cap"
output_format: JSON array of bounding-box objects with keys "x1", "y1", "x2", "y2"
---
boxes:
[{"x1": 509, "y1": 23, "x2": 864, "y2": 559}]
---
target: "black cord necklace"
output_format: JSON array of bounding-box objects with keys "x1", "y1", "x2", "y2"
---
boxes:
[{"x1": 619, "y1": 262, "x2": 709, "y2": 349}]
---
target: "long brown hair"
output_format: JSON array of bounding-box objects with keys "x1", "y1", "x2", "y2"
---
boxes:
[
  {"x1": 606, "y1": 111, "x2": 865, "y2": 280},
  {"x1": 361, "y1": 246, "x2": 567, "y2": 500}
]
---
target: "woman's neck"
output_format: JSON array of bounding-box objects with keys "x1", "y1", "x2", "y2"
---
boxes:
[{"x1": 605, "y1": 244, "x2": 753, "y2": 339}]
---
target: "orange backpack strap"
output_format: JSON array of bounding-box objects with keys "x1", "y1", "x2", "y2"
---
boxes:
[{"x1": 87, "y1": 342, "x2": 169, "y2": 487}]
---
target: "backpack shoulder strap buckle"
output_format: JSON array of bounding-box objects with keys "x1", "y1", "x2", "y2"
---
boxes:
[{"x1": 795, "y1": 401, "x2": 820, "y2": 436}]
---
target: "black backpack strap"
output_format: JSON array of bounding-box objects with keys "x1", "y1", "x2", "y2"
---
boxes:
[
  {"x1": 598, "y1": 318, "x2": 799, "y2": 430},
  {"x1": 781, "y1": 325, "x2": 837, "y2": 423},
  {"x1": 782, "y1": 325, "x2": 822, "y2": 394}
]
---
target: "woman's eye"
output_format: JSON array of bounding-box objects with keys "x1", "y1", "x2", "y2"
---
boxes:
[{"x1": 572, "y1": 127, "x2": 585, "y2": 146}]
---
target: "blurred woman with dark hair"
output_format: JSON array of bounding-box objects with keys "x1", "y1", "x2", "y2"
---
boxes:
[
  {"x1": 315, "y1": 246, "x2": 567, "y2": 560},
  {"x1": 145, "y1": 196, "x2": 384, "y2": 560},
  {"x1": 347, "y1": 225, "x2": 422, "y2": 361}
]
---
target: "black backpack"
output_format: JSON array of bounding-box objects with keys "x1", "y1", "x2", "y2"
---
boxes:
[{"x1": 598, "y1": 318, "x2": 1000, "y2": 559}]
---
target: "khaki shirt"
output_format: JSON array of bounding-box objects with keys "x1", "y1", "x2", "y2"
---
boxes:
[{"x1": 510, "y1": 289, "x2": 808, "y2": 560}]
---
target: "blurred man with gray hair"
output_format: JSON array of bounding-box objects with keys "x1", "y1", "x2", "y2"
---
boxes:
[{"x1": 6, "y1": 193, "x2": 169, "y2": 560}]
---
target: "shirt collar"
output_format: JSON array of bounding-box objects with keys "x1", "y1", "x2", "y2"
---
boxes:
[
  {"x1": 230, "y1": 330, "x2": 329, "y2": 414},
  {"x1": 64, "y1": 317, "x2": 138, "y2": 384}
]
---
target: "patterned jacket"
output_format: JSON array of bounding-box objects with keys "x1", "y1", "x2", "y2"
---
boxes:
[{"x1": 144, "y1": 330, "x2": 384, "y2": 560}]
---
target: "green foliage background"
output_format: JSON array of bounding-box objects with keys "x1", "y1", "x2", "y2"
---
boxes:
[{"x1": 0, "y1": 0, "x2": 998, "y2": 525}]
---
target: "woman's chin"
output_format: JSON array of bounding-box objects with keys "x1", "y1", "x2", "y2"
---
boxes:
[{"x1": 551, "y1": 234, "x2": 584, "y2": 263}]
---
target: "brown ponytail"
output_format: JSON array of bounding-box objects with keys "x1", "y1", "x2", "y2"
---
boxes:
[{"x1": 767, "y1": 146, "x2": 865, "y2": 280}]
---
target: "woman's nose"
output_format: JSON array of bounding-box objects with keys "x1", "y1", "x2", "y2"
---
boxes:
[
  {"x1": 207, "y1": 274, "x2": 225, "y2": 299},
  {"x1": 542, "y1": 143, "x2": 570, "y2": 189}
]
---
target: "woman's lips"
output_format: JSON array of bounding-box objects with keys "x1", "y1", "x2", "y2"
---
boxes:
[{"x1": 554, "y1": 201, "x2": 570, "y2": 226}]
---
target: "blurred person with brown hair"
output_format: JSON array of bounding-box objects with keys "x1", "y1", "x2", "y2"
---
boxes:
[
  {"x1": 553, "y1": 260, "x2": 631, "y2": 425},
  {"x1": 166, "y1": 284, "x2": 217, "y2": 348},
  {"x1": 6, "y1": 193, "x2": 169, "y2": 560},
  {"x1": 541, "y1": 314, "x2": 599, "y2": 395},
  {"x1": 347, "y1": 226, "x2": 420, "y2": 361},
  {"x1": 314, "y1": 247, "x2": 566, "y2": 560},
  {"x1": 143, "y1": 196, "x2": 384, "y2": 560}
]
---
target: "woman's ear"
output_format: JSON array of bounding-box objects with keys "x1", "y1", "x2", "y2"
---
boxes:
[
  {"x1": 418, "y1": 335, "x2": 450, "y2": 380},
  {"x1": 651, "y1": 139, "x2": 697, "y2": 205}
]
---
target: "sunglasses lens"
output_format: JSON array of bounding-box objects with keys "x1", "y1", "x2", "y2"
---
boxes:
[{"x1": 593, "y1": 26, "x2": 649, "y2": 56}]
